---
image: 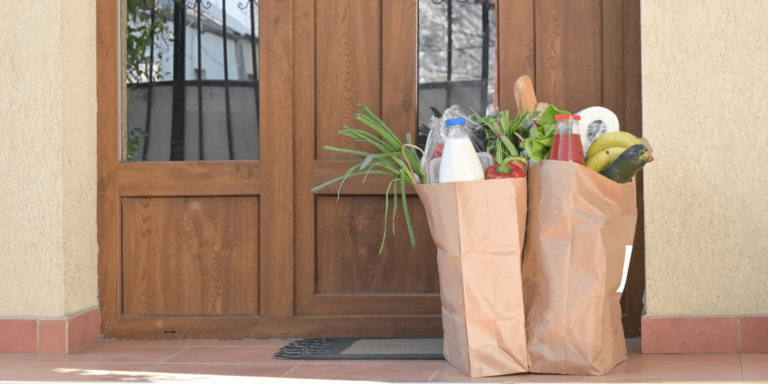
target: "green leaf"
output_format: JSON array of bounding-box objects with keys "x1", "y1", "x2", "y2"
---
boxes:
[
  {"x1": 392, "y1": 179, "x2": 398, "y2": 236},
  {"x1": 529, "y1": 126, "x2": 539, "y2": 139},
  {"x1": 379, "y1": 179, "x2": 396, "y2": 254},
  {"x1": 322, "y1": 146, "x2": 374, "y2": 158},
  {"x1": 542, "y1": 123, "x2": 557, "y2": 136},
  {"x1": 400, "y1": 170, "x2": 416, "y2": 247},
  {"x1": 310, "y1": 169, "x2": 392, "y2": 194},
  {"x1": 534, "y1": 137, "x2": 553, "y2": 147},
  {"x1": 531, "y1": 141, "x2": 546, "y2": 162},
  {"x1": 500, "y1": 136, "x2": 519, "y2": 157},
  {"x1": 524, "y1": 139, "x2": 534, "y2": 158},
  {"x1": 539, "y1": 105, "x2": 570, "y2": 129}
]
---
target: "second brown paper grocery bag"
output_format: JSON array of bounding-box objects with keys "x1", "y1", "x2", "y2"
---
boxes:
[
  {"x1": 416, "y1": 178, "x2": 528, "y2": 378},
  {"x1": 522, "y1": 160, "x2": 637, "y2": 375}
]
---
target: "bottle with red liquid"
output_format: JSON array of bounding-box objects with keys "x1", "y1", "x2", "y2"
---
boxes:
[{"x1": 549, "y1": 115, "x2": 585, "y2": 165}]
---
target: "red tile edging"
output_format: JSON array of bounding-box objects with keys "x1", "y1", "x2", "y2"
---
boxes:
[
  {"x1": 741, "y1": 316, "x2": 768, "y2": 353},
  {"x1": 0, "y1": 309, "x2": 99, "y2": 354},
  {"x1": 0, "y1": 320, "x2": 37, "y2": 354},
  {"x1": 642, "y1": 315, "x2": 768, "y2": 354}
]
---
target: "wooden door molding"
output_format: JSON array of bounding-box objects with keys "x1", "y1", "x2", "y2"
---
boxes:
[
  {"x1": 97, "y1": 0, "x2": 122, "y2": 334},
  {"x1": 118, "y1": 162, "x2": 261, "y2": 197},
  {"x1": 257, "y1": 0, "x2": 294, "y2": 318},
  {"x1": 103, "y1": 316, "x2": 442, "y2": 340}
]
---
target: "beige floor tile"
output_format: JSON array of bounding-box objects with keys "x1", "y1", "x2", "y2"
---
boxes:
[
  {"x1": 0, "y1": 362, "x2": 153, "y2": 381},
  {"x1": 164, "y1": 346, "x2": 283, "y2": 364},
  {"x1": 147, "y1": 362, "x2": 299, "y2": 377},
  {"x1": 587, "y1": 353, "x2": 742, "y2": 382},
  {"x1": 741, "y1": 353, "x2": 768, "y2": 381},
  {"x1": 0, "y1": 354, "x2": 34, "y2": 370},
  {"x1": 25, "y1": 345, "x2": 188, "y2": 363},
  {"x1": 90, "y1": 340, "x2": 200, "y2": 347},
  {"x1": 430, "y1": 362, "x2": 585, "y2": 382},
  {"x1": 282, "y1": 361, "x2": 445, "y2": 382}
]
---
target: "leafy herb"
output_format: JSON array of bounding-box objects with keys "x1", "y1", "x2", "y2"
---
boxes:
[
  {"x1": 311, "y1": 104, "x2": 426, "y2": 253},
  {"x1": 520, "y1": 104, "x2": 569, "y2": 162},
  {"x1": 470, "y1": 107, "x2": 538, "y2": 164}
]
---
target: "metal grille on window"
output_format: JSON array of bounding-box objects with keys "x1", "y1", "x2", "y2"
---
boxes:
[
  {"x1": 417, "y1": 0, "x2": 495, "y2": 148},
  {"x1": 125, "y1": 0, "x2": 259, "y2": 161}
]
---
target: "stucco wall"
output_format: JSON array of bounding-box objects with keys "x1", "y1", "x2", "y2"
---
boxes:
[
  {"x1": 642, "y1": 0, "x2": 768, "y2": 317},
  {"x1": 0, "y1": 0, "x2": 97, "y2": 318}
]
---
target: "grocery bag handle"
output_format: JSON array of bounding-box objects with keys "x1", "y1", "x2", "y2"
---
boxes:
[{"x1": 401, "y1": 144, "x2": 429, "y2": 184}]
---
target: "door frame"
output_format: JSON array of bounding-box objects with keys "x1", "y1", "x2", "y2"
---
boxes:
[{"x1": 97, "y1": 0, "x2": 644, "y2": 340}]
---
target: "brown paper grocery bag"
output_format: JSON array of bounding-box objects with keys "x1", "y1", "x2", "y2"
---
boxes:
[
  {"x1": 416, "y1": 178, "x2": 528, "y2": 378},
  {"x1": 522, "y1": 160, "x2": 637, "y2": 376}
]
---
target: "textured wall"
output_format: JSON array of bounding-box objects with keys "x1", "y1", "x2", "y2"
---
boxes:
[
  {"x1": 0, "y1": 0, "x2": 97, "y2": 318},
  {"x1": 642, "y1": 0, "x2": 768, "y2": 317}
]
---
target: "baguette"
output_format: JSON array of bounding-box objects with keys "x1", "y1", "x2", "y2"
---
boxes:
[{"x1": 514, "y1": 75, "x2": 538, "y2": 115}]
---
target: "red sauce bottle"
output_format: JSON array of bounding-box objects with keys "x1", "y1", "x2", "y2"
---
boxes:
[{"x1": 549, "y1": 115, "x2": 585, "y2": 165}]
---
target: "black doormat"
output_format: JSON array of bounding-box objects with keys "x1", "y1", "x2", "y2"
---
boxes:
[{"x1": 273, "y1": 337, "x2": 445, "y2": 360}]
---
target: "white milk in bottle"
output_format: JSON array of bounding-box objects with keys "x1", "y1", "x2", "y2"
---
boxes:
[{"x1": 439, "y1": 117, "x2": 485, "y2": 183}]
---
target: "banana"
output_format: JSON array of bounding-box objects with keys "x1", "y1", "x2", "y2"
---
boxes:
[
  {"x1": 585, "y1": 131, "x2": 642, "y2": 159},
  {"x1": 586, "y1": 146, "x2": 625, "y2": 173}
]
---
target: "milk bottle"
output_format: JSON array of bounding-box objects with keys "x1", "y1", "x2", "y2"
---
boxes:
[{"x1": 439, "y1": 118, "x2": 485, "y2": 183}]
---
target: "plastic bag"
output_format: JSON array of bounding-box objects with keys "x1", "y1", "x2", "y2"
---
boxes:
[{"x1": 422, "y1": 105, "x2": 484, "y2": 173}]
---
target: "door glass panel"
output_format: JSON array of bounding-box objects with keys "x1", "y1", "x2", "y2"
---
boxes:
[
  {"x1": 417, "y1": 0, "x2": 495, "y2": 148},
  {"x1": 124, "y1": 0, "x2": 259, "y2": 161}
]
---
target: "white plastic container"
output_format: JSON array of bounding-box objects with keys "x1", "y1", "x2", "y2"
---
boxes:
[{"x1": 439, "y1": 118, "x2": 485, "y2": 183}]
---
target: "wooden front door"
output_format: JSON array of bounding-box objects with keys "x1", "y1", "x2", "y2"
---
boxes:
[{"x1": 98, "y1": 0, "x2": 642, "y2": 340}]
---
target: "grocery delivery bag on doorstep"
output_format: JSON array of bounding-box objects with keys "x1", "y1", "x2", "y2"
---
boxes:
[
  {"x1": 415, "y1": 178, "x2": 528, "y2": 378},
  {"x1": 522, "y1": 160, "x2": 637, "y2": 376}
]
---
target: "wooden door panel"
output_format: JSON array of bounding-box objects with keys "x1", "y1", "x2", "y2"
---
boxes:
[
  {"x1": 118, "y1": 161, "x2": 260, "y2": 197},
  {"x1": 316, "y1": 0, "x2": 383, "y2": 160},
  {"x1": 316, "y1": 196, "x2": 438, "y2": 294},
  {"x1": 534, "y1": 0, "x2": 602, "y2": 112},
  {"x1": 122, "y1": 197, "x2": 259, "y2": 315}
]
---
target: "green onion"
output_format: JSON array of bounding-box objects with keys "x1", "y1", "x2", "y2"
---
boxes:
[{"x1": 311, "y1": 104, "x2": 426, "y2": 253}]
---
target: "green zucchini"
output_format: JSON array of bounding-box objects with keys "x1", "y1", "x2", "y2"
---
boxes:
[{"x1": 600, "y1": 144, "x2": 649, "y2": 183}]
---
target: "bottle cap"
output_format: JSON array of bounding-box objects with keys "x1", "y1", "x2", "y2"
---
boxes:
[
  {"x1": 554, "y1": 115, "x2": 581, "y2": 120},
  {"x1": 445, "y1": 117, "x2": 466, "y2": 127}
]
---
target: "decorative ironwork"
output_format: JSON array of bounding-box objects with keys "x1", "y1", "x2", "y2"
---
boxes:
[
  {"x1": 238, "y1": 0, "x2": 257, "y2": 10},
  {"x1": 132, "y1": 0, "x2": 259, "y2": 161},
  {"x1": 186, "y1": 0, "x2": 212, "y2": 10},
  {"x1": 431, "y1": 0, "x2": 469, "y2": 4}
]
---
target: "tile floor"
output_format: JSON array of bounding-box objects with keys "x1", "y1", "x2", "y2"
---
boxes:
[{"x1": 0, "y1": 339, "x2": 766, "y2": 383}]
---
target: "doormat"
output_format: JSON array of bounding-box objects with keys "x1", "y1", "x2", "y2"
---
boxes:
[{"x1": 273, "y1": 337, "x2": 445, "y2": 360}]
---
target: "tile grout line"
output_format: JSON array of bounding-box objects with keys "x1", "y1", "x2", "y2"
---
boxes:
[
  {"x1": 142, "y1": 346, "x2": 192, "y2": 372},
  {"x1": 0, "y1": 355, "x2": 36, "y2": 374},
  {"x1": 739, "y1": 353, "x2": 744, "y2": 381},
  {"x1": 279, "y1": 360, "x2": 305, "y2": 378},
  {"x1": 427, "y1": 361, "x2": 446, "y2": 382}
]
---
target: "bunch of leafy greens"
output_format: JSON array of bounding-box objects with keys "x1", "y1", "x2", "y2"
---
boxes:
[
  {"x1": 520, "y1": 105, "x2": 569, "y2": 162},
  {"x1": 471, "y1": 107, "x2": 538, "y2": 164},
  {"x1": 311, "y1": 105, "x2": 426, "y2": 253}
]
